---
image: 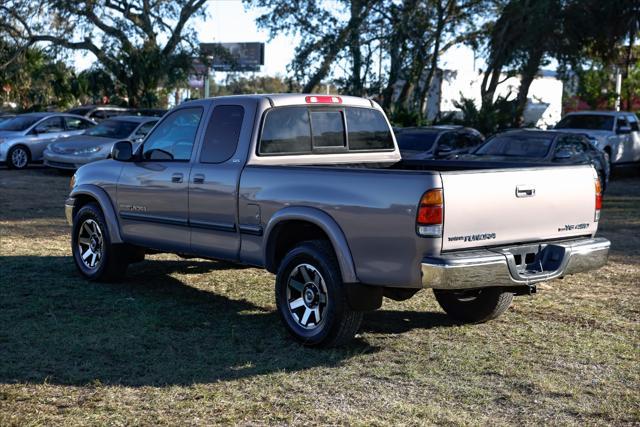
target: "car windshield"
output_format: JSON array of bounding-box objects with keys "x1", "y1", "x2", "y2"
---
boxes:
[
  {"x1": 84, "y1": 120, "x2": 138, "y2": 138},
  {"x1": 396, "y1": 131, "x2": 439, "y2": 151},
  {"x1": 555, "y1": 115, "x2": 615, "y2": 131},
  {"x1": 0, "y1": 116, "x2": 42, "y2": 131},
  {"x1": 474, "y1": 134, "x2": 554, "y2": 158}
]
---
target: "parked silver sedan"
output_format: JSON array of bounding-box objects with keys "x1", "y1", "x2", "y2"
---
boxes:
[
  {"x1": 0, "y1": 113, "x2": 96, "y2": 169},
  {"x1": 43, "y1": 116, "x2": 158, "y2": 170}
]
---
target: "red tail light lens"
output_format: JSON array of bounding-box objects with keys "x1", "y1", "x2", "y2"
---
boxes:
[
  {"x1": 595, "y1": 178, "x2": 602, "y2": 220},
  {"x1": 417, "y1": 189, "x2": 443, "y2": 237},
  {"x1": 305, "y1": 95, "x2": 342, "y2": 104}
]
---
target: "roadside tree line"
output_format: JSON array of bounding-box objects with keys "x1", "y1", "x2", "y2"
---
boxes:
[{"x1": 0, "y1": 0, "x2": 638, "y2": 130}]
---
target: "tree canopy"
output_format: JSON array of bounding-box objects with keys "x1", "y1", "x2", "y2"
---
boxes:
[{"x1": 1, "y1": 0, "x2": 208, "y2": 107}]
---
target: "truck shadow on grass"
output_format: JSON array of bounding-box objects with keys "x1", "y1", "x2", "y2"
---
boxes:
[{"x1": 0, "y1": 256, "x2": 456, "y2": 387}]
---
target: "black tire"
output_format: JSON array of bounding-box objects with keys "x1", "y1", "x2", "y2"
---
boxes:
[
  {"x1": 603, "y1": 150, "x2": 612, "y2": 170},
  {"x1": 7, "y1": 145, "x2": 30, "y2": 169},
  {"x1": 596, "y1": 168, "x2": 607, "y2": 193},
  {"x1": 71, "y1": 202, "x2": 128, "y2": 282},
  {"x1": 275, "y1": 240, "x2": 363, "y2": 347},
  {"x1": 433, "y1": 287, "x2": 513, "y2": 323}
]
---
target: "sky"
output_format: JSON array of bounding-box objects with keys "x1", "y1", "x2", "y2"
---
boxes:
[{"x1": 73, "y1": 0, "x2": 477, "y2": 80}]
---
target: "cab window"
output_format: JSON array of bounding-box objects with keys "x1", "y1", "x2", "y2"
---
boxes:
[
  {"x1": 142, "y1": 108, "x2": 203, "y2": 161},
  {"x1": 200, "y1": 105, "x2": 245, "y2": 163}
]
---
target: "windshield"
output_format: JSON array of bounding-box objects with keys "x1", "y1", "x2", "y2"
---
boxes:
[
  {"x1": 474, "y1": 134, "x2": 554, "y2": 158},
  {"x1": 84, "y1": 120, "x2": 138, "y2": 138},
  {"x1": 0, "y1": 116, "x2": 41, "y2": 132},
  {"x1": 555, "y1": 115, "x2": 614, "y2": 131},
  {"x1": 396, "y1": 131, "x2": 439, "y2": 151}
]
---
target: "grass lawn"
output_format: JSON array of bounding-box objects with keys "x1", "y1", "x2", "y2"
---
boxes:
[{"x1": 1, "y1": 165, "x2": 638, "y2": 425}]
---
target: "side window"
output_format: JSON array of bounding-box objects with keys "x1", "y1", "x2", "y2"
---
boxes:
[
  {"x1": 34, "y1": 117, "x2": 64, "y2": 134},
  {"x1": 437, "y1": 132, "x2": 455, "y2": 150},
  {"x1": 65, "y1": 117, "x2": 93, "y2": 131},
  {"x1": 134, "y1": 121, "x2": 156, "y2": 138},
  {"x1": 627, "y1": 115, "x2": 639, "y2": 131},
  {"x1": 260, "y1": 107, "x2": 311, "y2": 154},
  {"x1": 346, "y1": 107, "x2": 394, "y2": 150},
  {"x1": 142, "y1": 108, "x2": 203, "y2": 161},
  {"x1": 90, "y1": 110, "x2": 105, "y2": 121},
  {"x1": 617, "y1": 117, "x2": 629, "y2": 130},
  {"x1": 200, "y1": 105, "x2": 245, "y2": 163},
  {"x1": 310, "y1": 110, "x2": 345, "y2": 149}
]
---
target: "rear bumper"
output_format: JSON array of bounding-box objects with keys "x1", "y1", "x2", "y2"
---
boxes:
[{"x1": 422, "y1": 237, "x2": 610, "y2": 290}]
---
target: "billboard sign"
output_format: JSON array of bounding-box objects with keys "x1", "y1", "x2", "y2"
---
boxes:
[{"x1": 200, "y1": 42, "x2": 265, "y2": 72}]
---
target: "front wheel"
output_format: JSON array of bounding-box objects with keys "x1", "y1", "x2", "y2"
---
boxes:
[
  {"x1": 7, "y1": 145, "x2": 30, "y2": 169},
  {"x1": 275, "y1": 240, "x2": 363, "y2": 347},
  {"x1": 71, "y1": 202, "x2": 128, "y2": 282},
  {"x1": 433, "y1": 288, "x2": 513, "y2": 323}
]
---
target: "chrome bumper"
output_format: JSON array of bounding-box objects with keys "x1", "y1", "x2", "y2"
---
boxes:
[{"x1": 422, "y1": 237, "x2": 610, "y2": 290}]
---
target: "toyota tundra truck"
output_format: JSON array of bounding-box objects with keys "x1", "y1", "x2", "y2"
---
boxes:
[{"x1": 65, "y1": 94, "x2": 610, "y2": 347}]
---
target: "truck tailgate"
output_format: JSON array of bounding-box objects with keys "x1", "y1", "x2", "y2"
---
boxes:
[{"x1": 441, "y1": 166, "x2": 597, "y2": 251}]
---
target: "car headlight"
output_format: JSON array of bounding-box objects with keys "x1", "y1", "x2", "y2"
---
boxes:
[{"x1": 73, "y1": 146, "x2": 102, "y2": 155}]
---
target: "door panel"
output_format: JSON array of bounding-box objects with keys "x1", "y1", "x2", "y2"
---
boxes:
[
  {"x1": 189, "y1": 104, "x2": 247, "y2": 261},
  {"x1": 117, "y1": 162, "x2": 191, "y2": 251},
  {"x1": 116, "y1": 107, "x2": 204, "y2": 252}
]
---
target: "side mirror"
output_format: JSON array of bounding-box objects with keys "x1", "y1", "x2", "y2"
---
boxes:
[
  {"x1": 617, "y1": 125, "x2": 632, "y2": 135},
  {"x1": 554, "y1": 150, "x2": 572, "y2": 160},
  {"x1": 111, "y1": 140, "x2": 133, "y2": 161}
]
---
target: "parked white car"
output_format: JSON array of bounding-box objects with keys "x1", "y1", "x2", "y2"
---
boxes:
[{"x1": 555, "y1": 111, "x2": 640, "y2": 166}]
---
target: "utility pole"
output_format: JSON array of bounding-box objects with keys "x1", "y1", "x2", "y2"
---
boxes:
[{"x1": 615, "y1": 70, "x2": 622, "y2": 112}]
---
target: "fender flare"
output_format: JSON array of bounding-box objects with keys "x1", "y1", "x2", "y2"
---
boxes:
[
  {"x1": 69, "y1": 184, "x2": 123, "y2": 244},
  {"x1": 263, "y1": 206, "x2": 358, "y2": 283}
]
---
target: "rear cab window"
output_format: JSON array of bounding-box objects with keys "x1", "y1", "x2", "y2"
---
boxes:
[{"x1": 258, "y1": 106, "x2": 393, "y2": 155}]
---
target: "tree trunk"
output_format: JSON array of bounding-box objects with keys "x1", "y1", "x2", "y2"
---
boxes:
[{"x1": 514, "y1": 48, "x2": 544, "y2": 127}]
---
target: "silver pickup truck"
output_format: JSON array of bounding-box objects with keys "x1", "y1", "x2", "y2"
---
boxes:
[{"x1": 65, "y1": 94, "x2": 610, "y2": 347}]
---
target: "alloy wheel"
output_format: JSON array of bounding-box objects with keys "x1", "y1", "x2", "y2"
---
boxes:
[
  {"x1": 286, "y1": 263, "x2": 329, "y2": 330},
  {"x1": 11, "y1": 148, "x2": 28, "y2": 168},
  {"x1": 77, "y1": 219, "x2": 104, "y2": 269}
]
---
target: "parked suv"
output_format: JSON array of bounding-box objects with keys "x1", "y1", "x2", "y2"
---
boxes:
[
  {"x1": 65, "y1": 94, "x2": 609, "y2": 347},
  {"x1": 555, "y1": 111, "x2": 640, "y2": 166}
]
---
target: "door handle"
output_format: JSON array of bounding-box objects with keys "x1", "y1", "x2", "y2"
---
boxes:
[
  {"x1": 193, "y1": 174, "x2": 205, "y2": 184},
  {"x1": 171, "y1": 173, "x2": 183, "y2": 183},
  {"x1": 516, "y1": 185, "x2": 535, "y2": 198}
]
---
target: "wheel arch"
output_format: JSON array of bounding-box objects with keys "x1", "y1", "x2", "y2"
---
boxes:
[
  {"x1": 69, "y1": 184, "x2": 123, "y2": 244},
  {"x1": 263, "y1": 207, "x2": 358, "y2": 284}
]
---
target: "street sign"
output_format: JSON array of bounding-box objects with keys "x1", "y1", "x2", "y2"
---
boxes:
[{"x1": 200, "y1": 42, "x2": 265, "y2": 72}]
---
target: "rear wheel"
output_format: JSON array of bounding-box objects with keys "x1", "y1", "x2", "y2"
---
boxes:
[
  {"x1": 433, "y1": 288, "x2": 513, "y2": 323},
  {"x1": 7, "y1": 145, "x2": 30, "y2": 169},
  {"x1": 275, "y1": 240, "x2": 363, "y2": 347},
  {"x1": 72, "y1": 202, "x2": 128, "y2": 282}
]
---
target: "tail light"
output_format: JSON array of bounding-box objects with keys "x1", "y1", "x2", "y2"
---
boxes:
[
  {"x1": 417, "y1": 189, "x2": 443, "y2": 237},
  {"x1": 305, "y1": 95, "x2": 342, "y2": 104},
  {"x1": 594, "y1": 177, "x2": 602, "y2": 221}
]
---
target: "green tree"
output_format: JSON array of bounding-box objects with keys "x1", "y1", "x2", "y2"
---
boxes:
[
  {"x1": 0, "y1": 0, "x2": 208, "y2": 107},
  {"x1": 0, "y1": 40, "x2": 78, "y2": 110}
]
